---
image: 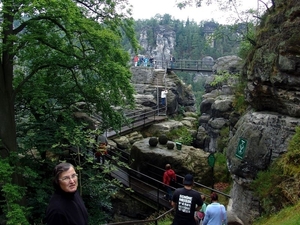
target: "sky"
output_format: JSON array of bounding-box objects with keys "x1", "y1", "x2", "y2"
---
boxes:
[{"x1": 130, "y1": 0, "x2": 260, "y2": 24}]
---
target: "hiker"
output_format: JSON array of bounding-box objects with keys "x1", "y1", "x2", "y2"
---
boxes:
[
  {"x1": 133, "y1": 55, "x2": 139, "y2": 66},
  {"x1": 161, "y1": 89, "x2": 168, "y2": 106},
  {"x1": 163, "y1": 164, "x2": 176, "y2": 201},
  {"x1": 202, "y1": 192, "x2": 227, "y2": 225},
  {"x1": 171, "y1": 174, "x2": 203, "y2": 225}
]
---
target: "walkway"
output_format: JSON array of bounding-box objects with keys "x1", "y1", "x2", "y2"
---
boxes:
[
  {"x1": 153, "y1": 59, "x2": 214, "y2": 73},
  {"x1": 105, "y1": 108, "x2": 167, "y2": 139},
  {"x1": 105, "y1": 147, "x2": 231, "y2": 212}
]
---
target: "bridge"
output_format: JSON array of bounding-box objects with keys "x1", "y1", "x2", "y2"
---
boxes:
[
  {"x1": 136, "y1": 59, "x2": 215, "y2": 73},
  {"x1": 102, "y1": 108, "x2": 168, "y2": 139}
]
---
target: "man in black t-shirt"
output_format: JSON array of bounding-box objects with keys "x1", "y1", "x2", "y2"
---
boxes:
[{"x1": 171, "y1": 174, "x2": 203, "y2": 225}]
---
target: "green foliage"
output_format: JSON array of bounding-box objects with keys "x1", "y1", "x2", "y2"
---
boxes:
[
  {"x1": 210, "y1": 71, "x2": 235, "y2": 87},
  {"x1": 1, "y1": 0, "x2": 139, "y2": 223},
  {"x1": 232, "y1": 80, "x2": 248, "y2": 115},
  {"x1": 167, "y1": 127, "x2": 193, "y2": 145},
  {"x1": 253, "y1": 200, "x2": 300, "y2": 225},
  {"x1": 252, "y1": 127, "x2": 300, "y2": 216},
  {"x1": 217, "y1": 126, "x2": 230, "y2": 152},
  {"x1": 280, "y1": 127, "x2": 300, "y2": 177},
  {"x1": 252, "y1": 161, "x2": 286, "y2": 214},
  {"x1": 214, "y1": 152, "x2": 231, "y2": 183},
  {"x1": 0, "y1": 159, "x2": 29, "y2": 225}
]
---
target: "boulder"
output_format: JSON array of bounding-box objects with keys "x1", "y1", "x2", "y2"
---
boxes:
[{"x1": 130, "y1": 137, "x2": 211, "y2": 184}]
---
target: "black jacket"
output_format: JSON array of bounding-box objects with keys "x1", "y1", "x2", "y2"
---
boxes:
[{"x1": 44, "y1": 189, "x2": 88, "y2": 225}]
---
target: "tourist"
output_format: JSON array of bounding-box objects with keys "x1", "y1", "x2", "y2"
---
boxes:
[
  {"x1": 133, "y1": 55, "x2": 139, "y2": 67},
  {"x1": 170, "y1": 54, "x2": 175, "y2": 69},
  {"x1": 195, "y1": 194, "x2": 207, "y2": 224},
  {"x1": 143, "y1": 56, "x2": 148, "y2": 67},
  {"x1": 149, "y1": 56, "x2": 154, "y2": 67},
  {"x1": 171, "y1": 174, "x2": 203, "y2": 225},
  {"x1": 202, "y1": 192, "x2": 227, "y2": 225},
  {"x1": 163, "y1": 163, "x2": 176, "y2": 201},
  {"x1": 95, "y1": 134, "x2": 108, "y2": 164},
  {"x1": 44, "y1": 162, "x2": 88, "y2": 225},
  {"x1": 160, "y1": 89, "x2": 168, "y2": 106}
]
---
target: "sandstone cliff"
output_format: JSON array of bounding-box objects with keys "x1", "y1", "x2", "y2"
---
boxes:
[{"x1": 225, "y1": 1, "x2": 300, "y2": 224}]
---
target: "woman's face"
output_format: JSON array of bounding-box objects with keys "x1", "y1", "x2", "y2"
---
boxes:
[{"x1": 58, "y1": 166, "x2": 78, "y2": 193}]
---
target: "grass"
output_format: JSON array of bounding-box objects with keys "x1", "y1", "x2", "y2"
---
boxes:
[{"x1": 253, "y1": 201, "x2": 300, "y2": 225}]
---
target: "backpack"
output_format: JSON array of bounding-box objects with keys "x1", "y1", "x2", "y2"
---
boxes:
[{"x1": 170, "y1": 177, "x2": 176, "y2": 187}]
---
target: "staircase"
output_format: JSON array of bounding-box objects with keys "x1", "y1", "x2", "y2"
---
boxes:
[{"x1": 151, "y1": 69, "x2": 166, "y2": 88}]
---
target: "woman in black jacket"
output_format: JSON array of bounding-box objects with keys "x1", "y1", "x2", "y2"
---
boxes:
[{"x1": 44, "y1": 162, "x2": 88, "y2": 225}]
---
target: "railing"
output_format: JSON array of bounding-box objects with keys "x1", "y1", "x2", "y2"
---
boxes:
[
  {"x1": 103, "y1": 146, "x2": 231, "y2": 225},
  {"x1": 103, "y1": 208, "x2": 174, "y2": 225},
  {"x1": 108, "y1": 147, "x2": 231, "y2": 199},
  {"x1": 105, "y1": 107, "x2": 167, "y2": 138},
  {"x1": 139, "y1": 60, "x2": 214, "y2": 72}
]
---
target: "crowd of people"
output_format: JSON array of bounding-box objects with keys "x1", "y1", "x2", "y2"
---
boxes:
[
  {"x1": 133, "y1": 55, "x2": 155, "y2": 67},
  {"x1": 164, "y1": 164, "x2": 227, "y2": 225}
]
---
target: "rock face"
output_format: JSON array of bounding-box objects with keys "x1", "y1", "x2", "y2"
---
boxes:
[
  {"x1": 137, "y1": 25, "x2": 176, "y2": 62},
  {"x1": 130, "y1": 67, "x2": 196, "y2": 114},
  {"x1": 227, "y1": 112, "x2": 300, "y2": 224},
  {"x1": 245, "y1": 1, "x2": 300, "y2": 117},
  {"x1": 224, "y1": 1, "x2": 300, "y2": 224},
  {"x1": 130, "y1": 137, "x2": 211, "y2": 183}
]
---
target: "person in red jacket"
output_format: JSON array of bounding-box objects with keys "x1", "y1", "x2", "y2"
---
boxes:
[{"x1": 163, "y1": 163, "x2": 176, "y2": 201}]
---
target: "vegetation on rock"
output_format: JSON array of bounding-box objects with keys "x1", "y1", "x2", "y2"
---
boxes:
[{"x1": 252, "y1": 127, "x2": 300, "y2": 216}]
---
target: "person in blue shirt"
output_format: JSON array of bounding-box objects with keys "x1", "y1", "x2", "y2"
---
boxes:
[{"x1": 202, "y1": 192, "x2": 227, "y2": 225}]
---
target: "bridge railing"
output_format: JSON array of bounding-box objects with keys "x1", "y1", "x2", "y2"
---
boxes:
[
  {"x1": 151, "y1": 60, "x2": 214, "y2": 71},
  {"x1": 105, "y1": 107, "x2": 167, "y2": 138},
  {"x1": 107, "y1": 146, "x2": 231, "y2": 200}
]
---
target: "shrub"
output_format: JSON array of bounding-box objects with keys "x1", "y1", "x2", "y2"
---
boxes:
[{"x1": 252, "y1": 126, "x2": 300, "y2": 215}]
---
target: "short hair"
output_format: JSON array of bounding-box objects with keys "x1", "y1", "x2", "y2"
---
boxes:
[
  {"x1": 53, "y1": 162, "x2": 74, "y2": 189},
  {"x1": 165, "y1": 164, "x2": 171, "y2": 170},
  {"x1": 210, "y1": 192, "x2": 218, "y2": 201}
]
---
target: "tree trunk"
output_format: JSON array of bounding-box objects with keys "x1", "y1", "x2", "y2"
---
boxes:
[{"x1": 0, "y1": 3, "x2": 25, "y2": 204}]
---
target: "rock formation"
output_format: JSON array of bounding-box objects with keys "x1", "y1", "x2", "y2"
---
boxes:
[
  {"x1": 225, "y1": 1, "x2": 300, "y2": 224},
  {"x1": 130, "y1": 67, "x2": 196, "y2": 114}
]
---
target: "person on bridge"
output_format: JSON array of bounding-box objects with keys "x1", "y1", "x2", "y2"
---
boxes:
[
  {"x1": 171, "y1": 174, "x2": 203, "y2": 225},
  {"x1": 163, "y1": 164, "x2": 176, "y2": 201},
  {"x1": 202, "y1": 192, "x2": 227, "y2": 225},
  {"x1": 170, "y1": 55, "x2": 175, "y2": 69},
  {"x1": 44, "y1": 162, "x2": 89, "y2": 225}
]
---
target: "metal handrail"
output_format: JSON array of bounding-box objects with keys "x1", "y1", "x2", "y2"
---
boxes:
[
  {"x1": 107, "y1": 147, "x2": 231, "y2": 199},
  {"x1": 106, "y1": 107, "x2": 167, "y2": 138},
  {"x1": 103, "y1": 208, "x2": 174, "y2": 225},
  {"x1": 152, "y1": 59, "x2": 214, "y2": 71}
]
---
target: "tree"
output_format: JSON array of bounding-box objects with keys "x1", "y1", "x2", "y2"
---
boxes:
[{"x1": 0, "y1": 0, "x2": 138, "y2": 223}]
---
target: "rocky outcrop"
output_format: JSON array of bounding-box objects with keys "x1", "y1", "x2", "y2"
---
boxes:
[
  {"x1": 137, "y1": 25, "x2": 176, "y2": 62},
  {"x1": 245, "y1": 1, "x2": 300, "y2": 117},
  {"x1": 130, "y1": 67, "x2": 196, "y2": 115},
  {"x1": 130, "y1": 137, "x2": 211, "y2": 183},
  {"x1": 227, "y1": 111, "x2": 300, "y2": 224},
  {"x1": 225, "y1": 1, "x2": 300, "y2": 224}
]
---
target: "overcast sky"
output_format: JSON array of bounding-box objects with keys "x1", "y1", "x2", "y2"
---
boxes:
[{"x1": 130, "y1": 0, "x2": 260, "y2": 24}]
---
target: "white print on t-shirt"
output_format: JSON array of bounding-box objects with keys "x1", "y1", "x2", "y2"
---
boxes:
[{"x1": 178, "y1": 194, "x2": 192, "y2": 213}]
